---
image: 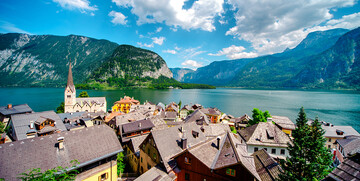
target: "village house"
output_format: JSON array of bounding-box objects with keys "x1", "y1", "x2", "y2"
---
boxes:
[
  {"x1": 7, "y1": 111, "x2": 67, "y2": 141},
  {"x1": 173, "y1": 132, "x2": 261, "y2": 181},
  {"x1": 165, "y1": 102, "x2": 179, "y2": 113},
  {"x1": 333, "y1": 135, "x2": 360, "y2": 166},
  {"x1": 112, "y1": 96, "x2": 140, "y2": 113},
  {"x1": 322, "y1": 124, "x2": 360, "y2": 149},
  {"x1": 64, "y1": 62, "x2": 106, "y2": 113},
  {"x1": 179, "y1": 105, "x2": 193, "y2": 119},
  {"x1": 138, "y1": 122, "x2": 207, "y2": 175},
  {"x1": 252, "y1": 149, "x2": 283, "y2": 181},
  {"x1": 269, "y1": 116, "x2": 296, "y2": 136},
  {"x1": 325, "y1": 152, "x2": 360, "y2": 181},
  {"x1": 0, "y1": 125, "x2": 123, "y2": 181},
  {"x1": 161, "y1": 111, "x2": 178, "y2": 122},
  {"x1": 120, "y1": 118, "x2": 155, "y2": 143},
  {"x1": 184, "y1": 109, "x2": 209, "y2": 125},
  {"x1": 238, "y1": 122, "x2": 292, "y2": 159},
  {"x1": 230, "y1": 114, "x2": 251, "y2": 130},
  {"x1": 201, "y1": 108, "x2": 222, "y2": 123},
  {"x1": 126, "y1": 135, "x2": 148, "y2": 174},
  {"x1": 0, "y1": 104, "x2": 33, "y2": 124}
]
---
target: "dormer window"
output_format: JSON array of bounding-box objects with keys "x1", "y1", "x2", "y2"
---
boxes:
[
  {"x1": 67, "y1": 95, "x2": 71, "y2": 98},
  {"x1": 185, "y1": 156, "x2": 191, "y2": 164},
  {"x1": 336, "y1": 130, "x2": 344, "y2": 135},
  {"x1": 266, "y1": 129, "x2": 274, "y2": 139}
]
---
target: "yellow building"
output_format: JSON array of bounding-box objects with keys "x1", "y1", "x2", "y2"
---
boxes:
[{"x1": 112, "y1": 96, "x2": 140, "y2": 113}]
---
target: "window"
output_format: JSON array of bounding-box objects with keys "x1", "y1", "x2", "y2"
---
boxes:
[
  {"x1": 328, "y1": 138, "x2": 332, "y2": 142},
  {"x1": 264, "y1": 148, "x2": 267, "y2": 151},
  {"x1": 185, "y1": 156, "x2": 191, "y2": 164},
  {"x1": 98, "y1": 173, "x2": 108, "y2": 181},
  {"x1": 280, "y1": 149, "x2": 285, "y2": 155},
  {"x1": 328, "y1": 145, "x2": 331, "y2": 149},
  {"x1": 254, "y1": 147, "x2": 258, "y2": 152},
  {"x1": 142, "y1": 144, "x2": 145, "y2": 150},
  {"x1": 141, "y1": 157, "x2": 143, "y2": 163},
  {"x1": 226, "y1": 168, "x2": 236, "y2": 176},
  {"x1": 271, "y1": 149, "x2": 276, "y2": 154},
  {"x1": 147, "y1": 163, "x2": 151, "y2": 170},
  {"x1": 153, "y1": 153, "x2": 157, "y2": 161},
  {"x1": 67, "y1": 95, "x2": 71, "y2": 98},
  {"x1": 147, "y1": 148, "x2": 150, "y2": 155},
  {"x1": 185, "y1": 173, "x2": 190, "y2": 180}
]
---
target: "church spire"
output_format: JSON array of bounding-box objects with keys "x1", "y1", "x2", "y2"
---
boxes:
[{"x1": 66, "y1": 60, "x2": 75, "y2": 92}]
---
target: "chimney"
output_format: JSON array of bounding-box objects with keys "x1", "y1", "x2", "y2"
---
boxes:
[
  {"x1": 30, "y1": 121, "x2": 34, "y2": 129},
  {"x1": 181, "y1": 137, "x2": 187, "y2": 149},
  {"x1": 217, "y1": 136, "x2": 221, "y2": 149},
  {"x1": 57, "y1": 137, "x2": 64, "y2": 150},
  {"x1": 7, "y1": 104, "x2": 12, "y2": 109},
  {"x1": 139, "y1": 123, "x2": 142, "y2": 127}
]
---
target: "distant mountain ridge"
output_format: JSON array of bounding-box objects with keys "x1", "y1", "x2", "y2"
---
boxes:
[
  {"x1": 0, "y1": 33, "x2": 172, "y2": 87},
  {"x1": 179, "y1": 28, "x2": 360, "y2": 90},
  {"x1": 170, "y1": 68, "x2": 194, "y2": 81}
]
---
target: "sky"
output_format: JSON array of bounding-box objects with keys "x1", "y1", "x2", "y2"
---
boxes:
[{"x1": 0, "y1": 0, "x2": 359, "y2": 69}]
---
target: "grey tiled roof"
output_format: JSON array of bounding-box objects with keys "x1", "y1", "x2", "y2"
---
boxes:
[
  {"x1": 151, "y1": 122, "x2": 207, "y2": 172},
  {"x1": 11, "y1": 111, "x2": 67, "y2": 140},
  {"x1": 184, "y1": 109, "x2": 209, "y2": 125},
  {"x1": 0, "y1": 125, "x2": 123, "y2": 181},
  {"x1": 201, "y1": 108, "x2": 221, "y2": 116},
  {"x1": 129, "y1": 135, "x2": 148, "y2": 156},
  {"x1": 76, "y1": 97, "x2": 106, "y2": 106},
  {"x1": 238, "y1": 122, "x2": 291, "y2": 147},
  {"x1": 134, "y1": 165, "x2": 173, "y2": 181},
  {"x1": 252, "y1": 149, "x2": 283, "y2": 181},
  {"x1": 336, "y1": 136, "x2": 360, "y2": 157},
  {"x1": 0, "y1": 104, "x2": 33, "y2": 116},
  {"x1": 122, "y1": 119, "x2": 155, "y2": 134},
  {"x1": 270, "y1": 116, "x2": 296, "y2": 130},
  {"x1": 323, "y1": 125, "x2": 360, "y2": 138},
  {"x1": 327, "y1": 153, "x2": 360, "y2": 181},
  {"x1": 57, "y1": 112, "x2": 86, "y2": 121}
]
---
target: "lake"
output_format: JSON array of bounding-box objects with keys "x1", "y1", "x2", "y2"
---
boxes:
[{"x1": 1, "y1": 88, "x2": 359, "y2": 132}]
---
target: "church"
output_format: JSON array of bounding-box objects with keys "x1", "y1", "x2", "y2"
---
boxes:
[{"x1": 64, "y1": 62, "x2": 107, "y2": 113}]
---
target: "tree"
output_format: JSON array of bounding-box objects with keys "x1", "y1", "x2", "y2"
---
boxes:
[
  {"x1": 79, "y1": 91, "x2": 89, "y2": 98},
  {"x1": 230, "y1": 126, "x2": 237, "y2": 134},
  {"x1": 280, "y1": 107, "x2": 333, "y2": 181},
  {"x1": 0, "y1": 121, "x2": 5, "y2": 134},
  {"x1": 117, "y1": 152, "x2": 125, "y2": 176},
  {"x1": 56, "y1": 102, "x2": 64, "y2": 114},
  {"x1": 18, "y1": 160, "x2": 79, "y2": 181},
  {"x1": 178, "y1": 100, "x2": 182, "y2": 112},
  {"x1": 248, "y1": 108, "x2": 271, "y2": 126}
]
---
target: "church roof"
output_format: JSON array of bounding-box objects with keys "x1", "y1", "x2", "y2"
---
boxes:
[
  {"x1": 75, "y1": 97, "x2": 106, "y2": 106},
  {"x1": 66, "y1": 62, "x2": 75, "y2": 93}
]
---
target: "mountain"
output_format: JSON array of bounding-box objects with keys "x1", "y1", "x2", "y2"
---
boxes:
[
  {"x1": 170, "y1": 68, "x2": 194, "y2": 81},
  {"x1": 0, "y1": 33, "x2": 118, "y2": 87},
  {"x1": 182, "y1": 59, "x2": 253, "y2": 85},
  {"x1": 289, "y1": 27, "x2": 360, "y2": 89},
  {"x1": 0, "y1": 33, "x2": 172, "y2": 88},
  {"x1": 180, "y1": 28, "x2": 357, "y2": 89}
]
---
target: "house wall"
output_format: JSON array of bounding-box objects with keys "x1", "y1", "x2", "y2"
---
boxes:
[
  {"x1": 138, "y1": 135, "x2": 160, "y2": 174},
  {"x1": 281, "y1": 128, "x2": 292, "y2": 136},
  {"x1": 180, "y1": 110, "x2": 188, "y2": 119},
  {"x1": 325, "y1": 137, "x2": 341, "y2": 149},
  {"x1": 126, "y1": 147, "x2": 139, "y2": 173},
  {"x1": 247, "y1": 145, "x2": 289, "y2": 158},
  {"x1": 175, "y1": 151, "x2": 255, "y2": 181},
  {"x1": 76, "y1": 160, "x2": 117, "y2": 181}
]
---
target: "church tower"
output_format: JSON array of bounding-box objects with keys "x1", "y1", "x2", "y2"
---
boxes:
[{"x1": 64, "y1": 61, "x2": 76, "y2": 113}]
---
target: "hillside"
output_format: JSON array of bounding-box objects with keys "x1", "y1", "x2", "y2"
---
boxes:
[
  {"x1": 0, "y1": 33, "x2": 118, "y2": 87},
  {"x1": 170, "y1": 68, "x2": 194, "y2": 82},
  {"x1": 180, "y1": 28, "x2": 359, "y2": 89}
]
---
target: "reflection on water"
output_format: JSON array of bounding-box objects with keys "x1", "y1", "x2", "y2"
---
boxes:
[{"x1": 1, "y1": 88, "x2": 359, "y2": 132}]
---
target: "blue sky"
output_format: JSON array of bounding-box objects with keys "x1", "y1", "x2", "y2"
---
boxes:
[{"x1": 0, "y1": 0, "x2": 359, "y2": 69}]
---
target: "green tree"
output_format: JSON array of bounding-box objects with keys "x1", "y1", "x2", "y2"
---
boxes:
[
  {"x1": 248, "y1": 108, "x2": 271, "y2": 126},
  {"x1": 280, "y1": 107, "x2": 332, "y2": 181},
  {"x1": 0, "y1": 121, "x2": 5, "y2": 133},
  {"x1": 117, "y1": 152, "x2": 125, "y2": 176},
  {"x1": 78, "y1": 91, "x2": 89, "y2": 98},
  {"x1": 230, "y1": 126, "x2": 237, "y2": 134},
  {"x1": 56, "y1": 102, "x2": 64, "y2": 114},
  {"x1": 18, "y1": 160, "x2": 79, "y2": 181}
]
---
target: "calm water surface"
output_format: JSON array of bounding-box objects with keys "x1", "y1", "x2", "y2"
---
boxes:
[{"x1": 1, "y1": 88, "x2": 359, "y2": 132}]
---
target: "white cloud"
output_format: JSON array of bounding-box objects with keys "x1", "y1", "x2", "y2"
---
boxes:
[
  {"x1": 326, "y1": 12, "x2": 360, "y2": 29},
  {"x1": 109, "y1": 11, "x2": 128, "y2": 25},
  {"x1": 209, "y1": 45, "x2": 258, "y2": 59},
  {"x1": 181, "y1": 60, "x2": 203, "y2": 69},
  {"x1": 163, "y1": 49, "x2": 177, "y2": 54},
  {"x1": 156, "y1": 27, "x2": 163, "y2": 33},
  {"x1": 175, "y1": 46, "x2": 181, "y2": 51},
  {"x1": 53, "y1": 0, "x2": 97, "y2": 13},
  {"x1": 225, "y1": 0, "x2": 356, "y2": 55},
  {"x1": 112, "y1": 0, "x2": 224, "y2": 32},
  {"x1": 0, "y1": 21, "x2": 31, "y2": 34},
  {"x1": 152, "y1": 37, "x2": 165, "y2": 45},
  {"x1": 137, "y1": 42, "x2": 154, "y2": 48}
]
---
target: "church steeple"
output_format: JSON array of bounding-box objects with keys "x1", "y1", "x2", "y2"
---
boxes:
[{"x1": 66, "y1": 60, "x2": 75, "y2": 93}]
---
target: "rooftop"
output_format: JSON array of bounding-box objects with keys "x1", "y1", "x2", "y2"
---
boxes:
[
  {"x1": 270, "y1": 116, "x2": 296, "y2": 130},
  {"x1": 322, "y1": 125, "x2": 360, "y2": 138},
  {"x1": 252, "y1": 149, "x2": 283, "y2": 181},
  {"x1": 0, "y1": 104, "x2": 33, "y2": 116},
  {"x1": 0, "y1": 125, "x2": 123, "y2": 180}
]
